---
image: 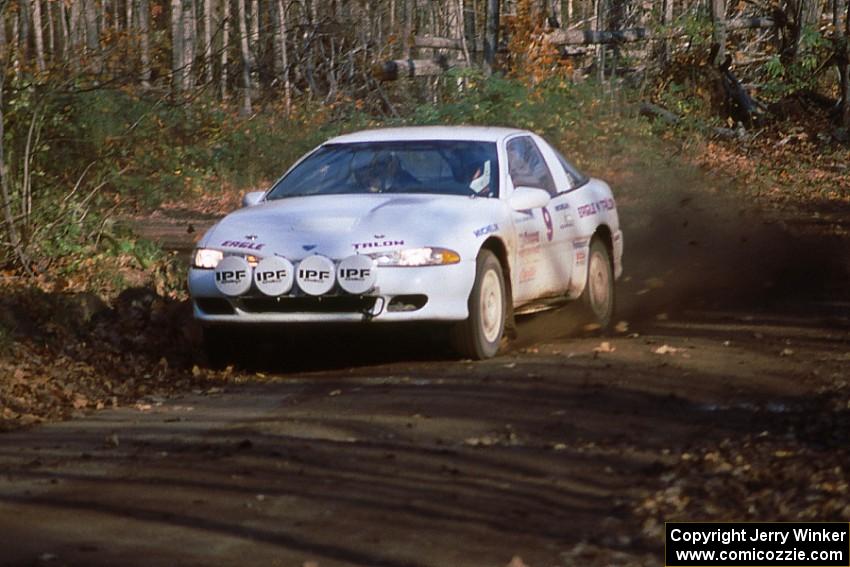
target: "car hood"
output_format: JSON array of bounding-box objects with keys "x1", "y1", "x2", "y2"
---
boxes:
[{"x1": 200, "y1": 193, "x2": 504, "y2": 260}]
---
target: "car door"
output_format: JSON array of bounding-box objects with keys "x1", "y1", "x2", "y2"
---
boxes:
[
  {"x1": 505, "y1": 135, "x2": 563, "y2": 302},
  {"x1": 530, "y1": 134, "x2": 587, "y2": 293}
]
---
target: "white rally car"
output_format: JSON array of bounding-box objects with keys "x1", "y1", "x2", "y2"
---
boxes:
[{"x1": 189, "y1": 126, "x2": 623, "y2": 360}]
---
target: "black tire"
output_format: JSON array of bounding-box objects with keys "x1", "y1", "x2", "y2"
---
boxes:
[
  {"x1": 202, "y1": 326, "x2": 235, "y2": 369},
  {"x1": 578, "y1": 237, "x2": 615, "y2": 330},
  {"x1": 450, "y1": 250, "x2": 507, "y2": 359}
]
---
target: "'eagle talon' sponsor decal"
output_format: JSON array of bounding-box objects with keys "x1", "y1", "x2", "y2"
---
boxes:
[
  {"x1": 221, "y1": 240, "x2": 266, "y2": 250},
  {"x1": 353, "y1": 239, "x2": 404, "y2": 251}
]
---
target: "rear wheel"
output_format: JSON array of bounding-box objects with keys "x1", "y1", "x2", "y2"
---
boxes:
[
  {"x1": 579, "y1": 237, "x2": 615, "y2": 329},
  {"x1": 451, "y1": 250, "x2": 506, "y2": 359}
]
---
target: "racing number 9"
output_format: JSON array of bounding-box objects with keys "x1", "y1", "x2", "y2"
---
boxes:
[{"x1": 542, "y1": 207, "x2": 554, "y2": 242}]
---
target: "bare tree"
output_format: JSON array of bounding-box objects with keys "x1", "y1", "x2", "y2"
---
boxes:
[
  {"x1": 171, "y1": 0, "x2": 185, "y2": 91},
  {"x1": 181, "y1": 0, "x2": 196, "y2": 90},
  {"x1": 484, "y1": 0, "x2": 499, "y2": 71},
  {"x1": 710, "y1": 0, "x2": 726, "y2": 65},
  {"x1": 83, "y1": 0, "x2": 100, "y2": 66},
  {"x1": 221, "y1": 0, "x2": 230, "y2": 99},
  {"x1": 31, "y1": 0, "x2": 45, "y2": 72},
  {"x1": 276, "y1": 0, "x2": 292, "y2": 114},
  {"x1": 236, "y1": 0, "x2": 253, "y2": 112},
  {"x1": 204, "y1": 0, "x2": 214, "y2": 82},
  {"x1": 835, "y1": 0, "x2": 850, "y2": 126},
  {"x1": 139, "y1": 0, "x2": 152, "y2": 88},
  {"x1": 0, "y1": 0, "x2": 33, "y2": 275}
]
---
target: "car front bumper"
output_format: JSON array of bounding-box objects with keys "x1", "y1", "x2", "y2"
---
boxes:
[{"x1": 188, "y1": 261, "x2": 476, "y2": 324}]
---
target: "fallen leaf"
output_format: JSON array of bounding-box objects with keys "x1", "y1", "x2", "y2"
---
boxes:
[{"x1": 653, "y1": 345, "x2": 683, "y2": 355}]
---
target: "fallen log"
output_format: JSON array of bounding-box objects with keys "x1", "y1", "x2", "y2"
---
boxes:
[
  {"x1": 414, "y1": 35, "x2": 464, "y2": 50},
  {"x1": 372, "y1": 56, "x2": 471, "y2": 81},
  {"x1": 547, "y1": 17, "x2": 776, "y2": 46},
  {"x1": 639, "y1": 101, "x2": 744, "y2": 139}
]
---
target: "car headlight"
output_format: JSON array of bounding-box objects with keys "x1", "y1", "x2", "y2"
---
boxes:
[
  {"x1": 370, "y1": 247, "x2": 461, "y2": 267},
  {"x1": 192, "y1": 248, "x2": 224, "y2": 269}
]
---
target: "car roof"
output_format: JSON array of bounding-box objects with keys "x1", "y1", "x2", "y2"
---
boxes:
[{"x1": 326, "y1": 126, "x2": 529, "y2": 145}]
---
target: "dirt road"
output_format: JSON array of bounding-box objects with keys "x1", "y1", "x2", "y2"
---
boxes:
[{"x1": 1, "y1": 175, "x2": 848, "y2": 566}]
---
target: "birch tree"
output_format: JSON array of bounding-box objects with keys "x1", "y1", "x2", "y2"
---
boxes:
[
  {"x1": 237, "y1": 0, "x2": 253, "y2": 112},
  {"x1": 31, "y1": 0, "x2": 45, "y2": 72},
  {"x1": 139, "y1": 0, "x2": 152, "y2": 88}
]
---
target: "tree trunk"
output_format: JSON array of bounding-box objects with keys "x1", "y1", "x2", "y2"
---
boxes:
[
  {"x1": 710, "y1": 0, "x2": 726, "y2": 66},
  {"x1": 204, "y1": 0, "x2": 214, "y2": 82},
  {"x1": 0, "y1": 29, "x2": 34, "y2": 276},
  {"x1": 181, "y1": 0, "x2": 196, "y2": 90},
  {"x1": 19, "y1": 0, "x2": 30, "y2": 68},
  {"x1": 45, "y1": 0, "x2": 54, "y2": 61},
  {"x1": 12, "y1": 9, "x2": 21, "y2": 80},
  {"x1": 171, "y1": 0, "x2": 185, "y2": 91},
  {"x1": 139, "y1": 0, "x2": 152, "y2": 88},
  {"x1": 250, "y1": 0, "x2": 259, "y2": 87},
  {"x1": 31, "y1": 0, "x2": 45, "y2": 71},
  {"x1": 484, "y1": 0, "x2": 498, "y2": 71},
  {"x1": 221, "y1": 0, "x2": 230, "y2": 99},
  {"x1": 836, "y1": 0, "x2": 850, "y2": 126},
  {"x1": 236, "y1": 0, "x2": 252, "y2": 113},
  {"x1": 403, "y1": 0, "x2": 415, "y2": 58},
  {"x1": 275, "y1": 0, "x2": 291, "y2": 114},
  {"x1": 661, "y1": 0, "x2": 673, "y2": 62},
  {"x1": 59, "y1": 0, "x2": 70, "y2": 61},
  {"x1": 83, "y1": 0, "x2": 100, "y2": 62}
]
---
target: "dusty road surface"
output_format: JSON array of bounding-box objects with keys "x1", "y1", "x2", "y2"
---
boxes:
[{"x1": 1, "y1": 177, "x2": 848, "y2": 566}]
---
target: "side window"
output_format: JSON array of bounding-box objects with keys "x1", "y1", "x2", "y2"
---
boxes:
[
  {"x1": 506, "y1": 137, "x2": 557, "y2": 195},
  {"x1": 554, "y1": 149, "x2": 589, "y2": 191}
]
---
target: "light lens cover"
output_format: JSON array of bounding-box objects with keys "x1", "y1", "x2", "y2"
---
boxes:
[
  {"x1": 370, "y1": 247, "x2": 461, "y2": 267},
  {"x1": 193, "y1": 248, "x2": 224, "y2": 269}
]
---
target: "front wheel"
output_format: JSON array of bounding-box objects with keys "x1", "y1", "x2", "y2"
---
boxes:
[
  {"x1": 578, "y1": 237, "x2": 615, "y2": 330},
  {"x1": 451, "y1": 250, "x2": 506, "y2": 359}
]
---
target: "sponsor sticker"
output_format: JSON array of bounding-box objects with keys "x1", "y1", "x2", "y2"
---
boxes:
[
  {"x1": 473, "y1": 223, "x2": 499, "y2": 238},
  {"x1": 221, "y1": 239, "x2": 266, "y2": 251},
  {"x1": 519, "y1": 266, "x2": 537, "y2": 282},
  {"x1": 253, "y1": 256, "x2": 295, "y2": 296},
  {"x1": 577, "y1": 198, "x2": 616, "y2": 219},
  {"x1": 554, "y1": 202, "x2": 570, "y2": 212},
  {"x1": 337, "y1": 255, "x2": 377, "y2": 294},
  {"x1": 214, "y1": 256, "x2": 252, "y2": 296},
  {"x1": 542, "y1": 207, "x2": 554, "y2": 242},
  {"x1": 296, "y1": 255, "x2": 336, "y2": 295},
  {"x1": 572, "y1": 238, "x2": 589, "y2": 249},
  {"x1": 520, "y1": 231, "x2": 540, "y2": 245}
]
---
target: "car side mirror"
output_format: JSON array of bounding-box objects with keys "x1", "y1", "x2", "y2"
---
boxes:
[
  {"x1": 242, "y1": 191, "x2": 265, "y2": 207},
  {"x1": 509, "y1": 186, "x2": 551, "y2": 211}
]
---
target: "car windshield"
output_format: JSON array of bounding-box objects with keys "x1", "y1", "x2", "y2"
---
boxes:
[{"x1": 266, "y1": 141, "x2": 500, "y2": 200}]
